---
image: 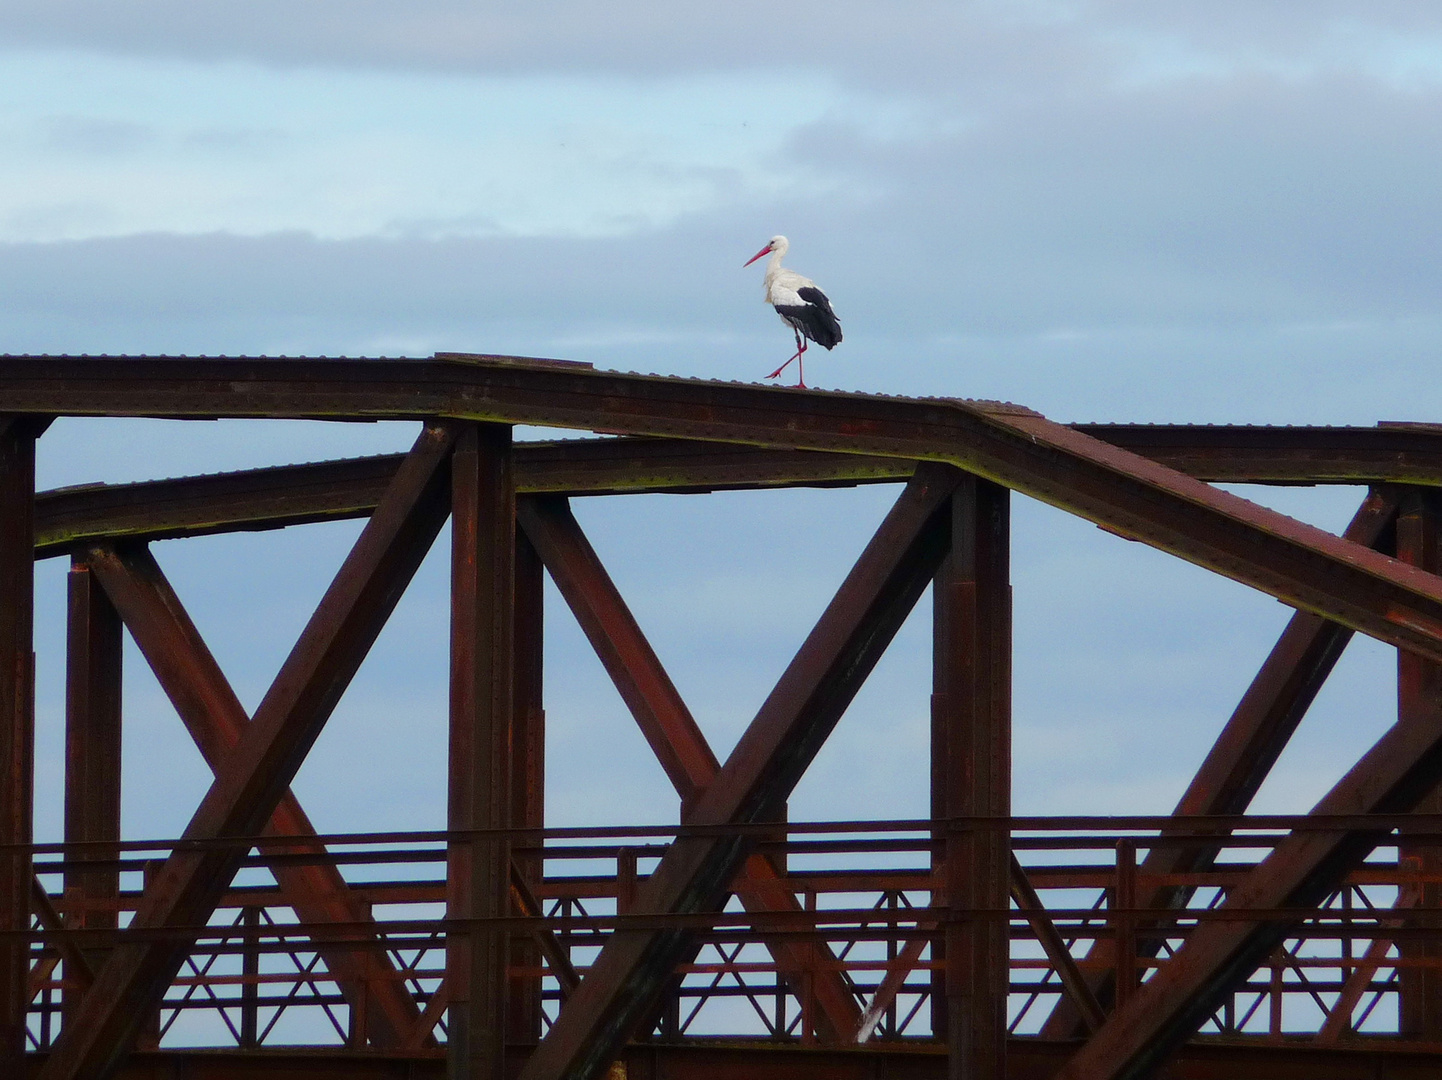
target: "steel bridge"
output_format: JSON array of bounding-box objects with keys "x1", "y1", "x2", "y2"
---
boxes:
[{"x1": 6, "y1": 354, "x2": 1442, "y2": 1080}]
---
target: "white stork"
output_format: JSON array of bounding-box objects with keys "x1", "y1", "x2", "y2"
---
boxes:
[{"x1": 744, "y1": 235, "x2": 842, "y2": 388}]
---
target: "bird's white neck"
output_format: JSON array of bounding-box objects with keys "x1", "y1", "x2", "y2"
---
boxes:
[{"x1": 764, "y1": 247, "x2": 786, "y2": 281}]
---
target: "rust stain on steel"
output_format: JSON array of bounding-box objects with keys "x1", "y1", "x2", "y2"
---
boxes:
[
  {"x1": 517, "y1": 496, "x2": 718, "y2": 802},
  {"x1": 1079, "y1": 422, "x2": 1442, "y2": 485},
  {"x1": 20, "y1": 356, "x2": 1442, "y2": 1076},
  {"x1": 447, "y1": 422, "x2": 515, "y2": 1080},
  {"x1": 510, "y1": 530, "x2": 549, "y2": 1042},
  {"x1": 931, "y1": 476, "x2": 1011, "y2": 1079},
  {"x1": 61, "y1": 557, "x2": 122, "y2": 1026},
  {"x1": 27, "y1": 421, "x2": 1442, "y2": 561}
]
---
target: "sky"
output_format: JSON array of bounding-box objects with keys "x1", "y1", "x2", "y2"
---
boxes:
[{"x1": 6, "y1": 0, "x2": 1441, "y2": 970}]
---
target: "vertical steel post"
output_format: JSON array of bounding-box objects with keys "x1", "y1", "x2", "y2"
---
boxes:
[
  {"x1": 63, "y1": 557, "x2": 123, "y2": 1023},
  {"x1": 509, "y1": 527, "x2": 546, "y2": 1045},
  {"x1": 801, "y1": 889, "x2": 817, "y2": 1046},
  {"x1": 1268, "y1": 950, "x2": 1284, "y2": 1041},
  {"x1": 1113, "y1": 840, "x2": 1137, "y2": 1012},
  {"x1": 1397, "y1": 489, "x2": 1442, "y2": 1041},
  {"x1": 616, "y1": 850, "x2": 637, "y2": 916},
  {"x1": 449, "y1": 423, "x2": 516, "y2": 1080},
  {"x1": 0, "y1": 419, "x2": 37, "y2": 1070},
  {"x1": 134, "y1": 860, "x2": 162, "y2": 1051},
  {"x1": 239, "y1": 905, "x2": 259, "y2": 1048},
  {"x1": 932, "y1": 475, "x2": 1010, "y2": 1080}
]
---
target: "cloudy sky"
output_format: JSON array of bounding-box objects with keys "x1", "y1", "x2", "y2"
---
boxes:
[{"x1": 7, "y1": 3, "x2": 1439, "y2": 884}]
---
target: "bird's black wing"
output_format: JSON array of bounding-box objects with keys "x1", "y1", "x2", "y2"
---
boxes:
[{"x1": 795, "y1": 286, "x2": 843, "y2": 349}]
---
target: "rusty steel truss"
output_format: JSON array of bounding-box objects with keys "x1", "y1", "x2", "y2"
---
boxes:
[{"x1": 6, "y1": 354, "x2": 1442, "y2": 1079}]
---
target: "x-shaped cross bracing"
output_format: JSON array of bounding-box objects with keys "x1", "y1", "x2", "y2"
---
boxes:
[
  {"x1": 1052, "y1": 486, "x2": 1442, "y2": 1079},
  {"x1": 516, "y1": 495, "x2": 867, "y2": 1042},
  {"x1": 1041, "y1": 487, "x2": 1401, "y2": 1039},
  {"x1": 518, "y1": 464, "x2": 965, "y2": 1080},
  {"x1": 81, "y1": 541, "x2": 429, "y2": 1047},
  {"x1": 38, "y1": 422, "x2": 459, "y2": 1080}
]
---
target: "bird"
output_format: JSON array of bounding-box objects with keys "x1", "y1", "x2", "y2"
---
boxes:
[{"x1": 743, "y1": 235, "x2": 842, "y2": 388}]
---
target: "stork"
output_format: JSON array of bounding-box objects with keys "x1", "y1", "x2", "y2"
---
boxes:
[{"x1": 744, "y1": 235, "x2": 842, "y2": 388}]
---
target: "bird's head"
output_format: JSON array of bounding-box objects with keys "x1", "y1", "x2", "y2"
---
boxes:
[{"x1": 743, "y1": 235, "x2": 789, "y2": 267}]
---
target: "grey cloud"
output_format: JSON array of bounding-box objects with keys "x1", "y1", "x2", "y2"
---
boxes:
[
  {"x1": 0, "y1": 2, "x2": 969, "y2": 80},
  {"x1": 1072, "y1": 0, "x2": 1442, "y2": 53},
  {"x1": 1, "y1": 200, "x2": 115, "y2": 238},
  {"x1": 2, "y1": 2, "x2": 1440, "y2": 87},
  {"x1": 380, "y1": 213, "x2": 502, "y2": 240},
  {"x1": 774, "y1": 69, "x2": 1442, "y2": 339},
  {"x1": 4, "y1": 64, "x2": 1442, "y2": 346},
  {"x1": 3, "y1": 54, "x2": 1442, "y2": 421}
]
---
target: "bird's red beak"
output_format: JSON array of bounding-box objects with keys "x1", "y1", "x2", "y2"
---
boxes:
[{"x1": 743, "y1": 245, "x2": 771, "y2": 267}]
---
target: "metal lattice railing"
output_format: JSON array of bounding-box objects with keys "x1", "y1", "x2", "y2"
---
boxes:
[{"x1": 24, "y1": 816, "x2": 1442, "y2": 1051}]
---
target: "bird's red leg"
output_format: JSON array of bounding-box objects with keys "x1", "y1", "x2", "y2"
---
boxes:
[
  {"x1": 766, "y1": 352, "x2": 800, "y2": 379},
  {"x1": 797, "y1": 340, "x2": 807, "y2": 388},
  {"x1": 766, "y1": 329, "x2": 806, "y2": 381}
]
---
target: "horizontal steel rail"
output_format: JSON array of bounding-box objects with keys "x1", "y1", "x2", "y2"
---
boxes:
[
  {"x1": 33, "y1": 439, "x2": 918, "y2": 557},
  {"x1": 1075, "y1": 421, "x2": 1442, "y2": 485},
  {"x1": 54, "y1": 1040, "x2": 1442, "y2": 1080},
  {"x1": 31, "y1": 422, "x2": 1439, "y2": 557},
  {"x1": 11, "y1": 355, "x2": 1442, "y2": 666}
]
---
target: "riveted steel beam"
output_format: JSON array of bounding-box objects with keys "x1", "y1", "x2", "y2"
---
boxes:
[
  {"x1": 37, "y1": 422, "x2": 456, "y2": 1080},
  {"x1": 31, "y1": 425, "x2": 1442, "y2": 561},
  {"x1": 510, "y1": 528, "x2": 548, "y2": 1045},
  {"x1": 516, "y1": 496, "x2": 718, "y2": 806},
  {"x1": 1396, "y1": 490, "x2": 1442, "y2": 1040},
  {"x1": 10, "y1": 356, "x2": 1442, "y2": 666},
  {"x1": 447, "y1": 423, "x2": 516, "y2": 1080},
  {"x1": 931, "y1": 476, "x2": 1011, "y2": 1080},
  {"x1": 32, "y1": 439, "x2": 915, "y2": 559},
  {"x1": 63, "y1": 558, "x2": 123, "y2": 1024},
  {"x1": 1075, "y1": 421, "x2": 1442, "y2": 485}
]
